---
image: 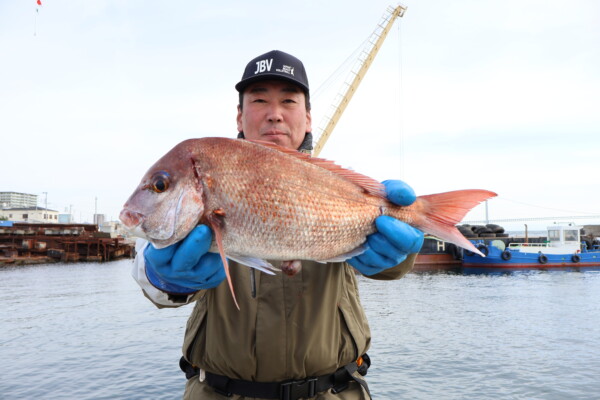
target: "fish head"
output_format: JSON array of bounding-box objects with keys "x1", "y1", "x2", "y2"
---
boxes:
[{"x1": 119, "y1": 142, "x2": 204, "y2": 249}]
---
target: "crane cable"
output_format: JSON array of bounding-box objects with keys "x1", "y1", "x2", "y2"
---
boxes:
[{"x1": 395, "y1": 19, "x2": 405, "y2": 179}]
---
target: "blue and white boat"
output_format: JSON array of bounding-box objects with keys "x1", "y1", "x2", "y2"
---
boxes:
[{"x1": 462, "y1": 224, "x2": 600, "y2": 272}]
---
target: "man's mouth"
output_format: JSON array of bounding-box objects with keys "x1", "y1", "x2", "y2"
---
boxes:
[{"x1": 262, "y1": 130, "x2": 288, "y2": 137}]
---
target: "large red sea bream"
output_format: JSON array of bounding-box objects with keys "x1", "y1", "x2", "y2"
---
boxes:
[{"x1": 120, "y1": 137, "x2": 496, "y2": 307}]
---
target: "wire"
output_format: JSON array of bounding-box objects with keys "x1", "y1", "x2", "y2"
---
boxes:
[
  {"x1": 396, "y1": 19, "x2": 404, "y2": 180},
  {"x1": 312, "y1": 39, "x2": 368, "y2": 101},
  {"x1": 497, "y1": 197, "x2": 600, "y2": 217}
]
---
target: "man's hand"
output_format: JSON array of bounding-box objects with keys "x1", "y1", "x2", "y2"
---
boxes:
[
  {"x1": 348, "y1": 180, "x2": 424, "y2": 276},
  {"x1": 144, "y1": 225, "x2": 225, "y2": 293}
]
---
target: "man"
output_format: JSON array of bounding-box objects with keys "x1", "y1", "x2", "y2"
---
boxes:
[{"x1": 132, "y1": 50, "x2": 424, "y2": 399}]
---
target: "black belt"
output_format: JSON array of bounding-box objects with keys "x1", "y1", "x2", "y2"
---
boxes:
[{"x1": 180, "y1": 355, "x2": 371, "y2": 400}]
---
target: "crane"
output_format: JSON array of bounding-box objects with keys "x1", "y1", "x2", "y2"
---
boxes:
[{"x1": 313, "y1": 5, "x2": 407, "y2": 156}]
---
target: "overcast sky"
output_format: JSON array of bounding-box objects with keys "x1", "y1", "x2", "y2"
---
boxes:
[{"x1": 1, "y1": 0, "x2": 599, "y2": 232}]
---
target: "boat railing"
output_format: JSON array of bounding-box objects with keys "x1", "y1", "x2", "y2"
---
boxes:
[{"x1": 508, "y1": 242, "x2": 549, "y2": 249}]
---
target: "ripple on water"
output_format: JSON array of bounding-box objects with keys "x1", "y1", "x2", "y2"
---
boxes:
[{"x1": 2, "y1": 263, "x2": 600, "y2": 399}]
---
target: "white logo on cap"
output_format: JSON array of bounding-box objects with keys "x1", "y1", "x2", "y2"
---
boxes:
[
  {"x1": 276, "y1": 65, "x2": 295, "y2": 76},
  {"x1": 254, "y1": 58, "x2": 273, "y2": 74}
]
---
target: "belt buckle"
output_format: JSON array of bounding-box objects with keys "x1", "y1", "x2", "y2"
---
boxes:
[{"x1": 279, "y1": 377, "x2": 317, "y2": 400}]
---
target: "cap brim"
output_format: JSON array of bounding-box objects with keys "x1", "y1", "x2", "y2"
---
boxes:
[{"x1": 235, "y1": 74, "x2": 309, "y2": 93}]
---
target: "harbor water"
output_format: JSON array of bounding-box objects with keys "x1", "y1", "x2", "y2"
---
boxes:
[{"x1": 2, "y1": 260, "x2": 599, "y2": 399}]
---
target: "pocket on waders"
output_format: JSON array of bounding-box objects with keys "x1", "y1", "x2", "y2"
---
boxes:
[{"x1": 337, "y1": 291, "x2": 371, "y2": 363}]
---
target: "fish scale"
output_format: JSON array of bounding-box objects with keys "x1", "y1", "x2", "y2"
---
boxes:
[
  {"x1": 207, "y1": 178, "x2": 380, "y2": 261},
  {"x1": 120, "y1": 137, "x2": 497, "y2": 308},
  {"x1": 192, "y1": 141, "x2": 382, "y2": 261}
]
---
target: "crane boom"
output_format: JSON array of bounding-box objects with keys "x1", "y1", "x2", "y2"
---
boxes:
[{"x1": 313, "y1": 5, "x2": 406, "y2": 156}]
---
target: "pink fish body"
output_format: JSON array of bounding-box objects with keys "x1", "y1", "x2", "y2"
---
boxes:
[{"x1": 120, "y1": 137, "x2": 496, "y2": 307}]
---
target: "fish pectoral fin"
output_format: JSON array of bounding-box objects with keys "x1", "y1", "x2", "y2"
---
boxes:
[
  {"x1": 227, "y1": 255, "x2": 277, "y2": 275},
  {"x1": 205, "y1": 213, "x2": 240, "y2": 310},
  {"x1": 319, "y1": 245, "x2": 367, "y2": 263}
]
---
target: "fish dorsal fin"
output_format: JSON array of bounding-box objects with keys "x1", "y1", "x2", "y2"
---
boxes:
[{"x1": 247, "y1": 139, "x2": 386, "y2": 198}]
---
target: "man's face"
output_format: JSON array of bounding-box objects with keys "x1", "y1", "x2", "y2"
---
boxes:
[{"x1": 237, "y1": 80, "x2": 311, "y2": 150}]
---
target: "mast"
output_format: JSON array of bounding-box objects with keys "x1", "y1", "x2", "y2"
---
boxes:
[{"x1": 313, "y1": 5, "x2": 407, "y2": 156}]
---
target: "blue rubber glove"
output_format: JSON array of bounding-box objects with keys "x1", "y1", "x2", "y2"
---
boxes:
[
  {"x1": 348, "y1": 180, "x2": 424, "y2": 276},
  {"x1": 144, "y1": 225, "x2": 225, "y2": 293}
]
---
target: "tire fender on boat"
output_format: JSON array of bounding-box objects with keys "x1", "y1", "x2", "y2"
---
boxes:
[
  {"x1": 476, "y1": 243, "x2": 489, "y2": 257},
  {"x1": 501, "y1": 250, "x2": 512, "y2": 261},
  {"x1": 448, "y1": 243, "x2": 463, "y2": 260},
  {"x1": 572, "y1": 254, "x2": 581, "y2": 263},
  {"x1": 538, "y1": 253, "x2": 548, "y2": 264}
]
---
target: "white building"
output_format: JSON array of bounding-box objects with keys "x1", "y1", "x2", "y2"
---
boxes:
[
  {"x1": 0, "y1": 207, "x2": 59, "y2": 223},
  {"x1": 99, "y1": 221, "x2": 127, "y2": 238},
  {"x1": 0, "y1": 192, "x2": 38, "y2": 209}
]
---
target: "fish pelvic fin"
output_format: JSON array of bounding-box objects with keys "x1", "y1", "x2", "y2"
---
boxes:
[
  {"x1": 410, "y1": 189, "x2": 497, "y2": 257},
  {"x1": 227, "y1": 255, "x2": 277, "y2": 275},
  {"x1": 206, "y1": 209, "x2": 240, "y2": 310}
]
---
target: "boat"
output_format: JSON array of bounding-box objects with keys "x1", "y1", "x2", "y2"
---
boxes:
[
  {"x1": 413, "y1": 224, "x2": 535, "y2": 273},
  {"x1": 462, "y1": 223, "x2": 600, "y2": 272},
  {"x1": 413, "y1": 236, "x2": 463, "y2": 272},
  {"x1": 412, "y1": 223, "x2": 535, "y2": 273}
]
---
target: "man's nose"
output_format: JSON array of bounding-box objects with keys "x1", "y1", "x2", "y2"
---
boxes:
[{"x1": 266, "y1": 105, "x2": 283, "y2": 122}]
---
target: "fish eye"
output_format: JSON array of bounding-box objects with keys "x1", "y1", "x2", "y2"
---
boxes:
[{"x1": 150, "y1": 171, "x2": 170, "y2": 193}]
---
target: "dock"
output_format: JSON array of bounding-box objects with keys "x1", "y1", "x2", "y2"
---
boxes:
[{"x1": 0, "y1": 222, "x2": 134, "y2": 266}]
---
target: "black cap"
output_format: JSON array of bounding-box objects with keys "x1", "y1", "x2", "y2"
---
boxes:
[{"x1": 235, "y1": 50, "x2": 309, "y2": 94}]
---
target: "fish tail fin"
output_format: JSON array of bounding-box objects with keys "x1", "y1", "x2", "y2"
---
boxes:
[{"x1": 412, "y1": 190, "x2": 497, "y2": 257}]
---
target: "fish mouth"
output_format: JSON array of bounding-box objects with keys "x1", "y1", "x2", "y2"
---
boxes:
[
  {"x1": 118, "y1": 189, "x2": 186, "y2": 247},
  {"x1": 119, "y1": 208, "x2": 149, "y2": 240},
  {"x1": 119, "y1": 209, "x2": 145, "y2": 229}
]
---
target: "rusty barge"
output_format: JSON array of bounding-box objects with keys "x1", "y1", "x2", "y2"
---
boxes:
[{"x1": 0, "y1": 222, "x2": 134, "y2": 266}]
